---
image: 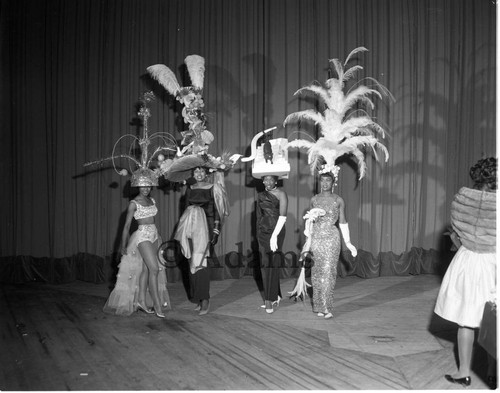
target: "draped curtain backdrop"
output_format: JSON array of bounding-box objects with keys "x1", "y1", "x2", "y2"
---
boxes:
[{"x1": 1, "y1": 0, "x2": 496, "y2": 282}]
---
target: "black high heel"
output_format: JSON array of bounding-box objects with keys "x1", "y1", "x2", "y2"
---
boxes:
[
  {"x1": 137, "y1": 303, "x2": 154, "y2": 314},
  {"x1": 444, "y1": 375, "x2": 471, "y2": 387}
]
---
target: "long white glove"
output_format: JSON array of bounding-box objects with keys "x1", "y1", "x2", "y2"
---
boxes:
[
  {"x1": 270, "y1": 216, "x2": 287, "y2": 252},
  {"x1": 339, "y1": 223, "x2": 357, "y2": 257}
]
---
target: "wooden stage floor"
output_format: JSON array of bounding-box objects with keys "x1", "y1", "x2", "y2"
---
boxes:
[{"x1": 0, "y1": 274, "x2": 493, "y2": 390}]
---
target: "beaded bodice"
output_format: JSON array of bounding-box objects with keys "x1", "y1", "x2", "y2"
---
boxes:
[
  {"x1": 132, "y1": 198, "x2": 157, "y2": 220},
  {"x1": 311, "y1": 194, "x2": 339, "y2": 236}
]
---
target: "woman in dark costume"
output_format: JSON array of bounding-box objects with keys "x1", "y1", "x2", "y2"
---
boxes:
[
  {"x1": 174, "y1": 167, "x2": 222, "y2": 315},
  {"x1": 256, "y1": 175, "x2": 288, "y2": 314},
  {"x1": 148, "y1": 55, "x2": 236, "y2": 316}
]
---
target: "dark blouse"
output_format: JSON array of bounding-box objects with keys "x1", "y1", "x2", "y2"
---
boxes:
[
  {"x1": 256, "y1": 190, "x2": 285, "y2": 254},
  {"x1": 256, "y1": 191, "x2": 280, "y2": 235},
  {"x1": 185, "y1": 187, "x2": 220, "y2": 230}
]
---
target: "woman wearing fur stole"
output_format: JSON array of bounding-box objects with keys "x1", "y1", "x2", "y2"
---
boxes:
[{"x1": 434, "y1": 157, "x2": 497, "y2": 387}]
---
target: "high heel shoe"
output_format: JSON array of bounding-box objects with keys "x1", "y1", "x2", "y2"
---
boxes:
[
  {"x1": 137, "y1": 303, "x2": 154, "y2": 314},
  {"x1": 272, "y1": 296, "x2": 281, "y2": 308},
  {"x1": 194, "y1": 303, "x2": 202, "y2": 312},
  {"x1": 199, "y1": 300, "x2": 210, "y2": 316},
  {"x1": 265, "y1": 300, "x2": 273, "y2": 314},
  {"x1": 153, "y1": 306, "x2": 165, "y2": 318},
  {"x1": 444, "y1": 375, "x2": 471, "y2": 387}
]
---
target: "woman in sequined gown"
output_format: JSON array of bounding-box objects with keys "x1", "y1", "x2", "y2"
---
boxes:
[
  {"x1": 256, "y1": 175, "x2": 288, "y2": 314},
  {"x1": 103, "y1": 186, "x2": 170, "y2": 317},
  {"x1": 309, "y1": 172, "x2": 356, "y2": 319}
]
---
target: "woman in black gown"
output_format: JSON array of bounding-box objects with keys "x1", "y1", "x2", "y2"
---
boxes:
[
  {"x1": 256, "y1": 175, "x2": 288, "y2": 314},
  {"x1": 175, "y1": 167, "x2": 221, "y2": 315}
]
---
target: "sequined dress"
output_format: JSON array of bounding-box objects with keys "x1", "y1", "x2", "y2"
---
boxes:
[{"x1": 310, "y1": 194, "x2": 340, "y2": 314}]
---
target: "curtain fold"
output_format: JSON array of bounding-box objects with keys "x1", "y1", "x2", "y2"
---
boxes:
[{"x1": 1, "y1": 0, "x2": 495, "y2": 273}]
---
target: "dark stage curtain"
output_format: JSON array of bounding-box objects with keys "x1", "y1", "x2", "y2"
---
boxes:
[{"x1": 0, "y1": 0, "x2": 496, "y2": 283}]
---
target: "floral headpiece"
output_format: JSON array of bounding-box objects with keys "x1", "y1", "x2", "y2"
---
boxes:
[
  {"x1": 318, "y1": 163, "x2": 340, "y2": 187},
  {"x1": 284, "y1": 47, "x2": 393, "y2": 180},
  {"x1": 147, "y1": 55, "x2": 240, "y2": 182},
  {"x1": 84, "y1": 91, "x2": 178, "y2": 186}
]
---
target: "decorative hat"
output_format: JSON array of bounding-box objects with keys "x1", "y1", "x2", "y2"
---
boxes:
[
  {"x1": 241, "y1": 126, "x2": 291, "y2": 179},
  {"x1": 284, "y1": 47, "x2": 393, "y2": 180},
  {"x1": 130, "y1": 167, "x2": 158, "y2": 187},
  {"x1": 147, "y1": 55, "x2": 241, "y2": 182},
  {"x1": 84, "y1": 91, "x2": 178, "y2": 186}
]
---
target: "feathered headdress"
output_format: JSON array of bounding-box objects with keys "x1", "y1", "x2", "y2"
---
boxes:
[
  {"x1": 148, "y1": 55, "x2": 212, "y2": 156},
  {"x1": 147, "y1": 55, "x2": 240, "y2": 182},
  {"x1": 284, "y1": 47, "x2": 393, "y2": 180},
  {"x1": 84, "y1": 91, "x2": 178, "y2": 186}
]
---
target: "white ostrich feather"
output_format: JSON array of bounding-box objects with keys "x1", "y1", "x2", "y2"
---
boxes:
[
  {"x1": 285, "y1": 139, "x2": 314, "y2": 150},
  {"x1": 342, "y1": 65, "x2": 364, "y2": 82},
  {"x1": 343, "y1": 46, "x2": 369, "y2": 65},
  {"x1": 283, "y1": 110, "x2": 325, "y2": 126},
  {"x1": 330, "y1": 58, "x2": 345, "y2": 81},
  {"x1": 294, "y1": 84, "x2": 330, "y2": 104},
  {"x1": 185, "y1": 55, "x2": 205, "y2": 90},
  {"x1": 283, "y1": 47, "x2": 392, "y2": 180},
  {"x1": 288, "y1": 268, "x2": 311, "y2": 300},
  {"x1": 343, "y1": 85, "x2": 382, "y2": 112},
  {"x1": 147, "y1": 65, "x2": 180, "y2": 96}
]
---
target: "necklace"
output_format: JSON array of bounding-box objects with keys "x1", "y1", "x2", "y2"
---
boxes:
[{"x1": 266, "y1": 186, "x2": 277, "y2": 191}]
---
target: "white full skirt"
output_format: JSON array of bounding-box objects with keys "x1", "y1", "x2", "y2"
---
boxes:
[{"x1": 434, "y1": 246, "x2": 496, "y2": 328}]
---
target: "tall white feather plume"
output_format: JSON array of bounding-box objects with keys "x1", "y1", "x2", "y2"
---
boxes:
[
  {"x1": 185, "y1": 55, "x2": 205, "y2": 90},
  {"x1": 284, "y1": 47, "x2": 392, "y2": 180},
  {"x1": 147, "y1": 65, "x2": 180, "y2": 96},
  {"x1": 343, "y1": 47, "x2": 368, "y2": 66}
]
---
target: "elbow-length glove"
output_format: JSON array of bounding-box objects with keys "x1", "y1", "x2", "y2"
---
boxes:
[
  {"x1": 270, "y1": 216, "x2": 286, "y2": 252},
  {"x1": 339, "y1": 223, "x2": 357, "y2": 257}
]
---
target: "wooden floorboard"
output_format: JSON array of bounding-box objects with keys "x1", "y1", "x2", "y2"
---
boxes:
[{"x1": 0, "y1": 275, "x2": 492, "y2": 390}]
